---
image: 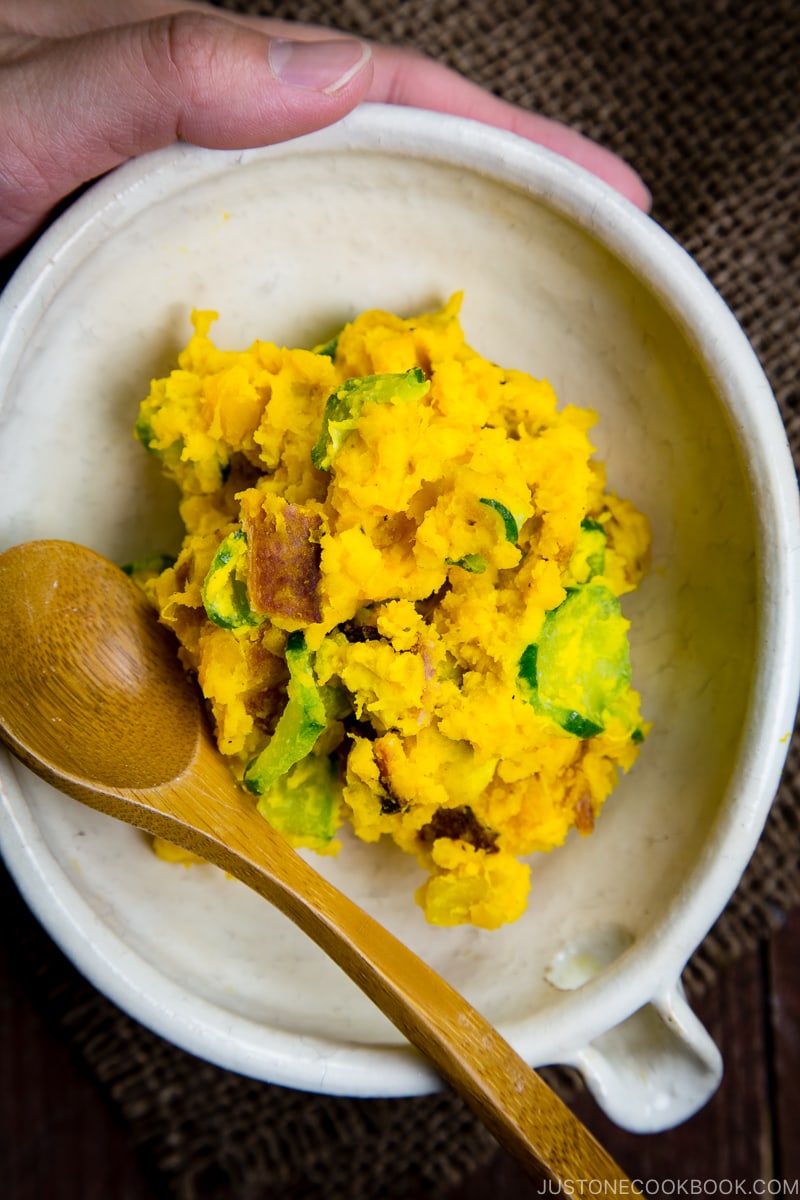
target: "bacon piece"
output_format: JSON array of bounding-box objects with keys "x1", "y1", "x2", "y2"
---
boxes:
[
  {"x1": 574, "y1": 792, "x2": 595, "y2": 835},
  {"x1": 244, "y1": 501, "x2": 322, "y2": 624},
  {"x1": 418, "y1": 805, "x2": 499, "y2": 854}
]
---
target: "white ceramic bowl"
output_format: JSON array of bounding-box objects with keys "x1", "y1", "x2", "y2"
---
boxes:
[{"x1": 1, "y1": 106, "x2": 798, "y2": 1134}]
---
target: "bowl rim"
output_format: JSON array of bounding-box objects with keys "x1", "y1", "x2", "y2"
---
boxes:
[{"x1": 1, "y1": 102, "x2": 798, "y2": 1096}]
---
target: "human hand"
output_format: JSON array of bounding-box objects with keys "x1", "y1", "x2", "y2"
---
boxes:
[{"x1": 0, "y1": 0, "x2": 650, "y2": 260}]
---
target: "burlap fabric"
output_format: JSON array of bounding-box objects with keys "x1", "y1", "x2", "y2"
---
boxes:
[{"x1": 4, "y1": 0, "x2": 799, "y2": 1196}]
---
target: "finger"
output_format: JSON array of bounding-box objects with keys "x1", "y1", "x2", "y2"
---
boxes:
[
  {"x1": 0, "y1": 12, "x2": 372, "y2": 255},
  {"x1": 94, "y1": 9, "x2": 652, "y2": 212},
  {"x1": 367, "y1": 45, "x2": 652, "y2": 211},
  {"x1": 6, "y1": 2, "x2": 650, "y2": 210}
]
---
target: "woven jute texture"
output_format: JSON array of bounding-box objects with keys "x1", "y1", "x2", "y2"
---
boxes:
[{"x1": 4, "y1": 1, "x2": 799, "y2": 1196}]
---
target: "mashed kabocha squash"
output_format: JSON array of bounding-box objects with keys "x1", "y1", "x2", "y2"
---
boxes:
[{"x1": 132, "y1": 294, "x2": 650, "y2": 929}]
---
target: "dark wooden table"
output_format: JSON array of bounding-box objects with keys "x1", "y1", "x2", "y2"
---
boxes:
[{"x1": 2, "y1": 855, "x2": 798, "y2": 1199}]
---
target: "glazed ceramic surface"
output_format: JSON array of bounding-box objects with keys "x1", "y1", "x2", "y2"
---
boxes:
[{"x1": 1, "y1": 106, "x2": 798, "y2": 1131}]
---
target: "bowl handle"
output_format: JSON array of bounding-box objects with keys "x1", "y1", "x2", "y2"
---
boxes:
[{"x1": 566, "y1": 982, "x2": 723, "y2": 1132}]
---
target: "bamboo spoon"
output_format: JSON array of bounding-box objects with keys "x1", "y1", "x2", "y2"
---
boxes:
[{"x1": 0, "y1": 539, "x2": 637, "y2": 1190}]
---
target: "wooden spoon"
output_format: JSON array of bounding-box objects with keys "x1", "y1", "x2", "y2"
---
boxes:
[{"x1": 0, "y1": 539, "x2": 637, "y2": 1189}]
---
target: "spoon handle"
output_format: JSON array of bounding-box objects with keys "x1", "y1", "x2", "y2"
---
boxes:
[{"x1": 101, "y1": 735, "x2": 636, "y2": 1190}]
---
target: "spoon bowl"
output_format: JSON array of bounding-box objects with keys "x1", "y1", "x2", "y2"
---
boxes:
[
  {"x1": 0, "y1": 537, "x2": 636, "y2": 1188},
  {"x1": 1, "y1": 541, "x2": 199, "y2": 788}
]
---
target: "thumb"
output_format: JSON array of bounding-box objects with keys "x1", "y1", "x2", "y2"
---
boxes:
[{"x1": 0, "y1": 12, "x2": 372, "y2": 256}]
